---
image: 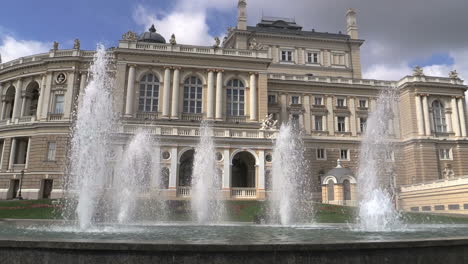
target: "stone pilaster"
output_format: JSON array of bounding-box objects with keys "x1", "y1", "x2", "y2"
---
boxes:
[
  {"x1": 12, "y1": 79, "x2": 23, "y2": 120},
  {"x1": 458, "y1": 97, "x2": 467, "y2": 137},
  {"x1": 249, "y1": 73, "x2": 257, "y2": 121},
  {"x1": 215, "y1": 70, "x2": 224, "y2": 120},
  {"x1": 206, "y1": 70, "x2": 215, "y2": 120},
  {"x1": 451, "y1": 97, "x2": 460, "y2": 137},
  {"x1": 171, "y1": 67, "x2": 180, "y2": 119},
  {"x1": 162, "y1": 67, "x2": 171, "y2": 118},
  {"x1": 124, "y1": 65, "x2": 136, "y2": 117}
]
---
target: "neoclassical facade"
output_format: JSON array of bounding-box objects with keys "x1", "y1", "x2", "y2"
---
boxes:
[{"x1": 0, "y1": 1, "x2": 467, "y2": 213}]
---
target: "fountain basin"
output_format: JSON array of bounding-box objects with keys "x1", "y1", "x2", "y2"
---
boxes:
[{"x1": 1, "y1": 220, "x2": 468, "y2": 263}]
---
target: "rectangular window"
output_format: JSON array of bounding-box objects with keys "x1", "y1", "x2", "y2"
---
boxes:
[
  {"x1": 410, "y1": 207, "x2": 419, "y2": 212},
  {"x1": 317, "y1": 149, "x2": 326, "y2": 160},
  {"x1": 307, "y1": 52, "x2": 319, "y2": 63},
  {"x1": 281, "y1": 50, "x2": 293, "y2": 62},
  {"x1": 54, "y1": 95, "x2": 65, "y2": 114},
  {"x1": 268, "y1": 95, "x2": 277, "y2": 104},
  {"x1": 434, "y1": 205, "x2": 445, "y2": 211},
  {"x1": 422, "y1": 206, "x2": 431, "y2": 212},
  {"x1": 337, "y1": 117, "x2": 346, "y2": 132},
  {"x1": 336, "y1": 98, "x2": 346, "y2": 107},
  {"x1": 464, "y1": 204, "x2": 468, "y2": 210},
  {"x1": 359, "y1": 99, "x2": 367, "y2": 108},
  {"x1": 314, "y1": 116, "x2": 323, "y2": 131},
  {"x1": 340, "y1": 149, "x2": 349, "y2": 160},
  {"x1": 359, "y1": 118, "x2": 367, "y2": 132},
  {"x1": 47, "y1": 142, "x2": 56, "y2": 161},
  {"x1": 448, "y1": 204, "x2": 460, "y2": 210},
  {"x1": 439, "y1": 149, "x2": 452, "y2": 160},
  {"x1": 314, "y1": 97, "x2": 323, "y2": 106},
  {"x1": 291, "y1": 96, "x2": 300, "y2": 104}
]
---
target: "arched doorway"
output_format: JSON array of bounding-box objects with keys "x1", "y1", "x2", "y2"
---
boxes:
[
  {"x1": 24, "y1": 82, "x2": 40, "y2": 117},
  {"x1": 3, "y1": 86, "x2": 16, "y2": 119},
  {"x1": 178, "y1": 149, "x2": 194, "y2": 187},
  {"x1": 231, "y1": 151, "x2": 256, "y2": 188}
]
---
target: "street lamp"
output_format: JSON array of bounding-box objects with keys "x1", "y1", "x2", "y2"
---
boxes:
[{"x1": 17, "y1": 170, "x2": 24, "y2": 200}]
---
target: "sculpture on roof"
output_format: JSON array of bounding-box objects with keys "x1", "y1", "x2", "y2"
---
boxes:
[
  {"x1": 170, "y1": 34, "x2": 177, "y2": 45},
  {"x1": 249, "y1": 38, "x2": 265, "y2": 51},
  {"x1": 260, "y1": 114, "x2": 278, "y2": 130},
  {"x1": 449, "y1": 70, "x2": 459, "y2": 79},
  {"x1": 442, "y1": 165, "x2": 455, "y2": 179},
  {"x1": 73, "y1": 39, "x2": 80, "y2": 50},
  {"x1": 213, "y1": 37, "x2": 221, "y2": 48},
  {"x1": 122, "y1": 31, "x2": 138, "y2": 41},
  {"x1": 412, "y1": 66, "x2": 424, "y2": 77},
  {"x1": 53, "y1": 41, "x2": 59, "y2": 51}
]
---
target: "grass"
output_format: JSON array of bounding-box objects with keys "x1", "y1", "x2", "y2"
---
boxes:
[{"x1": 2, "y1": 199, "x2": 468, "y2": 224}]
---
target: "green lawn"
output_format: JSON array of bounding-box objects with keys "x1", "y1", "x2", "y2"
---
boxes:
[{"x1": 1, "y1": 199, "x2": 468, "y2": 224}]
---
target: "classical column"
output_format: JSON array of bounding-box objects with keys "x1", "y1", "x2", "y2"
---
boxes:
[
  {"x1": 20, "y1": 93, "x2": 27, "y2": 117},
  {"x1": 12, "y1": 79, "x2": 23, "y2": 120},
  {"x1": 0, "y1": 99, "x2": 6, "y2": 120},
  {"x1": 124, "y1": 65, "x2": 136, "y2": 117},
  {"x1": 171, "y1": 67, "x2": 180, "y2": 118},
  {"x1": 8, "y1": 138, "x2": 16, "y2": 171},
  {"x1": 458, "y1": 98, "x2": 467, "y2": 137},
  {"x1": 422, "y1": 95, "x2": 431, "y2": 136},
  {"x1": 222, "y1": 149, "x2": 231, "y2": 190},
  {"x1": 40, "y1": 73, "x2": 52, "y2": 121},
  {"x1": 303, "y1": 95, "x2": 311, "y2": 134},
  {"x1": 36, "y1": 75, "x2": 47, "y2": 120},
  {"x1": 206, "y1": 70, "x2": 215, "y2": 119},
  {"x1": 215, "y1": 71, "x2": 223, "y2": 120},
  {"x1": 258, "y1": 150, "x2": 265, "y2": 190},
  {"x1": 280, "y1": 94, "x2": 288, "y2": 124},
  {"x1": 169, "y1": 147, "x2": 178, "y2": 190},
  {"x1": 24, "y1": 137, "x2": 31, "y2": 169},
  {"x1": 451, "y1": 97, "x2": 460, "y2": 137},
  {"x1": 249, "y1": 73, "x2": 257, "y2": 121},
  {"x1": 162, "y1": 67, "x2": 172, "y2": 118},
  {"x1": 446, "y1": 110, "x2": 453, "y2": 134},
  {"x1": 415, "y1": 94, "x2": 425, "y2": 136},
  {"x1": 326, "y1": 96, "x2": 334, "y2": 135},
  {"x1": 77, "y1": 72, "x2": 87, "y2": 107},
  {"x1": 349, "y1": 97, "x2": 357, "y2": 136}
]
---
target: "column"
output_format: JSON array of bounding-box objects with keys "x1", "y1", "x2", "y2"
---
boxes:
[
  {"x1": 345, "y1": 116, "x2": 350, "y2": 132},
  {"x1": 303, "y1": 95, "x2": 311, "y2": 134},
  {"x1": 326, "y1": 96, "x2": 334, "y2": 135},
  {"x1": 77, "y1": 72, "x2": 87, "y2": 107},
  {"x1": 0, "y1": 99, "x2": 6, "y2": 120},
  {"x1": 223, "y1": 149, "x2": 231, "y2": 189},
  {"x1": 446, "y1": 110, "x2": 453, "y2": 134},
  {"x1": 0, "y1": 83, "x2": 3, "y2": 120},
  {"x1": 280, "y1": 94, "x2": 288, "y2": 124},
  {"x1": 36, "y1": 75, "x2": 47, "y2": 120},
  {"x1": 63, "y1": 72, "x2": 75, "y2": 119},
  {"x1": 215, "y1": 71, "x2": 223, "y2": 120},
  {"x1": 415, "y1": 94, "x2": 425, "y2": 136},
  {"x1": 8, "y1": 138, "x2": 16, "y2": 171},
  {"x1": 169, "y1": 147, "x2": 178, "y2": 189},
  {"x1": 20, "y1": 94, "x2": 27, "y2": 117},
  {"x1": 206, "y1": 70, "x2": 215, "y2": 119},
  {"x1": 349, "y1": 97, "x2": 357, "y2": 136},
  {"x1": 458, "y1": 98, "x2": 467, "y2": 137},
  {"x1": 171, "y1": 68, "x2": 180, "y2": 118},
  {"x1": 258, "y1": 150, "x2": 265, "y2": 190},
  {"x1": 124, "y1": 65, "x2": 136, "y2": 117},
  {"x1": 249, "y1": 73, "x2": 257, "y2": 121},
  {"x1": 24, "y1": 137, "x2": 31, "y2": 169},
  {"x1": 451, "y1": 97, "x2": 460, "y2": 137},
  {"x1": 12, "y1": 79, "x2": 23, "y2": 120},
  {"x1": 422, "y1": 95, "x2": 431, "y2": 136},
  {"x1": 40, "y1": 73, "x2": 52, "y2": 120},
  {"x1": 161, "y1": 67, "x2": 171, "y2": 118}
]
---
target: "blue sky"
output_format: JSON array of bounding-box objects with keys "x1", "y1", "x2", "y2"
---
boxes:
[{"x1": 0, "y1": 0, "x2": 466, "y2": 81}]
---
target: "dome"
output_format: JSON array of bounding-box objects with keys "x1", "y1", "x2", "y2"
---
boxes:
[
  {"x1": 321, "y1": 160, "x2": 355, "y2": 184},
  {"x1": 138, "y1": 25, "x2": 166, "y2": 44}
]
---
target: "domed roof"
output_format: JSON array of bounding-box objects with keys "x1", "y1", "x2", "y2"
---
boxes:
[
  {"x1": 138, "y1": 25, "x2": 166, "y2": 44},
  {"x1": 322, "y1": 160, "x2": 355, "y2": 184}
]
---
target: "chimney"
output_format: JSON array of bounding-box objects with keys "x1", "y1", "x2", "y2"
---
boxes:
[
  {"x1": 237, "y1": 0, "x2": 247, "y2": 30},
  {"x1": 346, "y1": 8, "x2": 358, "y2": 39}
]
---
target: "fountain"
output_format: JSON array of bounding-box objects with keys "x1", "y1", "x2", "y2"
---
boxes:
[
  {"x1": 357, "y1": 86, "x2": 401, "y2": 231},
  {"x1": 191, "y1": 121, "x2": 224, "y2": 223},
  {"x1": 64, "y1": 44, "x2": 116, "y2": 230},
  {"x1": 270, "y1": 122, "x2": 313, "y2": 225}
]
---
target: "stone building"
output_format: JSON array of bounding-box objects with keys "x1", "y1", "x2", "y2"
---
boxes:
[{"x1": 0, "y1": 1, "x2": 467, "y2": 214}]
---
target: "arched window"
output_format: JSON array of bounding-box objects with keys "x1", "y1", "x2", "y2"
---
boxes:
[
  {"x1": 327, "y1": 180, "x2": 334, "y2": 201},
  {"x1": 432, "y1": 100, "x2": 447, "y2": 133},
  {"x1": 343, "y1": 179, "x2": 351, "y2": 201},
  {"x1": 226, "y1": 79, "x2": 245, "y2": 116},
  {"x1": 138, "y1": 73, "x2": 159, "y2": 112},
  {"x1": 183, "y1": 76, "x2": 203, "y2": 114}
]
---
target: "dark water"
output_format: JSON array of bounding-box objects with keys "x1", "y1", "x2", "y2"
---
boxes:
[{"x1": 1, "y1": 222, "x2": 468, "y2": 244}]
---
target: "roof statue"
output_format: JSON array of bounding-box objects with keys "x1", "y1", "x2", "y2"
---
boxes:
[
  {"x1": 249, "y1": 38, "x2": 264, "y2": 51},
  {"x1": 442, "y1": 165, "x2": 455, "y2": 179},
  {"x1": 412, "y1": 66, "x2": 424, "y2": 77},
  {"x1": 260, "y1": 114, "x2": 278, "y2": 130},
  {"x1": 122, "y1": 31, "x2": 138, "y2": 41},
  {"x1": 53, "y1": 41, "x2": 59, "y2": 51},
  {"x1": 213, "y1": 37, "x2": 221, "y2": 48},
  {"x1": 449, "y1": 70, "x2": 459, "y2": 79},
  {"x1": 170, "y1": 34, "x2": 177, "y2": 45},
  {"x1": 73, "y1": 39, "x2": 80, "y2": 50}
]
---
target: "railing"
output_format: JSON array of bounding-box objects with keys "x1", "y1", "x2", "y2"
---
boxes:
[
  {"x1": 226, "y1": 116, "x2": 247, "y2": 123},
  {"x1": 48, "y1": 113, "x2": 64, "y2": 121},
  {"x1": 136, "y1": 112, "x2": 159, "y2": 120},
  {"x1": 177, "y1": 187, "x2": 191, "y2": 197},
  {"x1": 18, "y1": 116, "x2": 34, "y2": 123},
  {"x1": 269, "y1": 74, "x2": 396, "y2": 87},
  {"x1": 0, "y1": 119, "x2": 10, "y2": 126},
  {"x1": 11, "y1": 164, "x2": 26, "y2": 171},
  {"x1": 181, "y1": 113, "x2": 203, "y2": 121},
  {"x1": 231, "y1": 188, "x2": 257, "y2": 198}
]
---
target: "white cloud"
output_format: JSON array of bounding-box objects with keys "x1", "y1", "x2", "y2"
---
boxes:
[{"x1": 0, "y1": 35, "x2": 49, "y2": 63}]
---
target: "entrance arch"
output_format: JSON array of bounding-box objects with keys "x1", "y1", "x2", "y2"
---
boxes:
[
  {"x1": 231, "y1": 151, "x2": 256, "y2": 188},
  {"x1": 3, "y1": 86, "x2": 16, "y2": 119},
  {"x1": 178, "y1": 149, "x2": 194, "y2": 187},
  {"x1": 24, "y1": 82, "x2": 40, "y2": 117}
]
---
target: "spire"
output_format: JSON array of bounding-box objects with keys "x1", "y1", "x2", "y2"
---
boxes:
[
  {"x1": 149, "y1": 24, "x2": 156, "y2": 33},
  {"x1": 346, "y1": 8, "x2": 358, "y2": 39},
  {"x1": 237, "y1": 0, "x2": 247, "y2": 30}
]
